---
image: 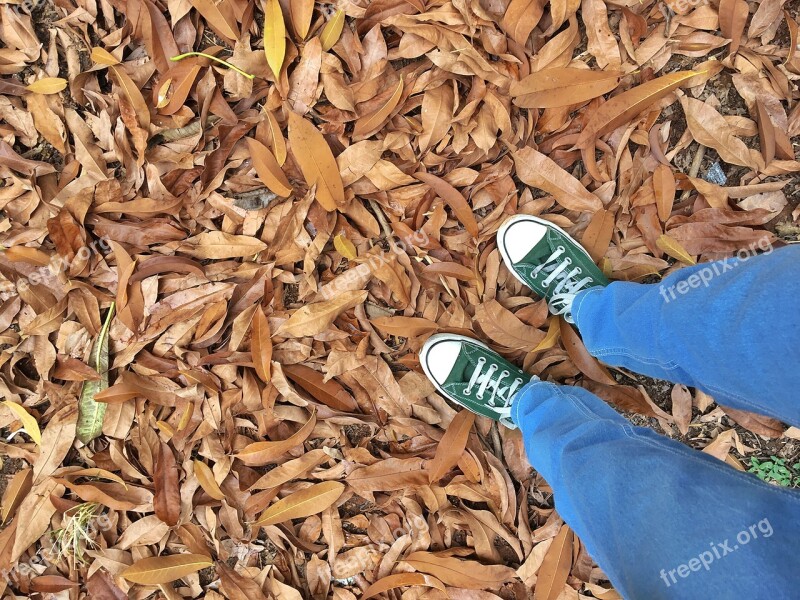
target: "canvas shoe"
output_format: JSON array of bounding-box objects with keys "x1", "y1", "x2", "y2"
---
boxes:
[
  {"x1": 497, "y1": 215, "x2": 609, "y2": 323},
  {"x1": 420, "y1": 333, "x2": 536, "y2": 429}
]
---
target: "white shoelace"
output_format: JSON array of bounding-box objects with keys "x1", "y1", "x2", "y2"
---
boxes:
[
  {"x1": 531, "y1": 246, "x2": 593, "y2": 321},
  {"x1": 464, "y1": 357, "x2": 524, "y2": 417}
]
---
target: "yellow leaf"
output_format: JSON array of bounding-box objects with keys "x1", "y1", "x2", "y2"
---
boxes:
[
  {"x1": 264, "y1": 0, "x2": 286, "y2": 76},
  {"x1": 353, "y1": 76, "x2": 404, "y2": 138},
  {"x1": 2, "y1": 401, "x2": 41, "y2": 446},
  {"x1": 333, "y1": 234, "x2": 357, "y2": 259},
  {"x1": 156, "y1": 79, "x2": 172, "y2": 108},
  {"x1": 122, "y1": 554, "x2": 213, "y2": 585},
  {"x1": 320, "y1": 9, "x2": 345, "y2": 51},
  {"x1": 532, "y1": 316, "x2": 561, "y2": 352},
  {"x1": 91, "y1": 47, "x2": 120, "y2": 65},
  {"x1": 264, "y1": 109, "x2": 287, "y2": 165},
  {"x1": 656, "y1": 234, "x2": 697, "y2": 265},
  {"x1": 193, "y1": 460, "x2": 226, "y2": 501},
  {"x1": 287, "y1": 111, "x2": 346, "y2": 211},
  {"x1": 25, "y1": 78, "x2": 67, "y2": 95},
  {"x1": 255, "y1": 481, "x2": 344, "y2": 526}
]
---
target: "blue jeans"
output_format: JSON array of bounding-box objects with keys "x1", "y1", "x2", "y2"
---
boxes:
[{"x1": 511, "y1": 246, "x2": 800, "y2": 599}]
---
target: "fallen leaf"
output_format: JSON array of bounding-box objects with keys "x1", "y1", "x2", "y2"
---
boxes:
[
  {"x1": 247, "y1": 137, "x2": 293, "y2": 197},
  {"x1": 287, "y1": 111, "x2": 346, "y2": 211},
  {"x1": 255, "y1": 481, "x2": 344, "y2": 526},
  {"x1": 534, "y1": 524, "x2": 573, "y2": 600},
  {"x1": 236, "y1": 410, "x2": 317, "y2": 466},
  {"x1": 511, "y1": 68, "x2": 621, "y2": 108},
  {"x1": 513, "y1": 147, "x2": 603, "y2": 212},
  {"x1": 25, "y1": 77, "x2": 67, "y2": 94},
  {"x1": 363, "y1": 573, "x2": 446, "y2": 599},
  {"x1": 251, "y1": 305, "x2": 273, "y2": 383},
  {"x1": 320, "y1": 9, "x2": 345, "y2": 51},
  {"x1": 122, "y1": 554, "x2": 214, "y2": 585},
  {"x1": 353, "y1": 76, "x2": 404, "y2": 138},
  {"x1": 3, "y1": 400, "x2": 41, "y2": 445},
  {"x1": 414, "y1": 171, "x2": 479, "y2": 237},
  {"x1": 263, "y1": 0, "x2": 286, "y2": 76},
  {"x1": 427, "y1": 410, "x2": 475, "y2": 483},
  {"x1": 403, "y1": 552, "x2": 516, "y2": 589},
  {"x1": 275, "y1": 290, "x2": 368, "y2": 338}
]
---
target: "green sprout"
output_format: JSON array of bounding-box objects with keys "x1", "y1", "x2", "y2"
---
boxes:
[
  {"x1": 748, "y1": 456, "x2": 800, "y2": 488},
  {"x1": 171, "y1": 52, "x2": 255, "y2": 79},
  {"x1": 50, "y1": 502, "x2": 102, "y2": 564}
]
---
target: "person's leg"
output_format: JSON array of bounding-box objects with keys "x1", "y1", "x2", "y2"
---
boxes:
[
  {"x1": 572, "y1": 245, "x2": 800, "y2": 425},
  {"x1": 512, "y1": 380, "x2": 800, "y2": 600}
]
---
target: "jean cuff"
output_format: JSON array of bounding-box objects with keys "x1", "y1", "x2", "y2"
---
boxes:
[
  {"x1": 511, "y1": 378, "x2": 545, "y2": 427},
  {"x1": 571, "y1": 285, "x2": 604, "y2": 331}
]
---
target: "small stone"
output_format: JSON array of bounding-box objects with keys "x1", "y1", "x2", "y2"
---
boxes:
[{"x1": 703, "y1": 162, "x2": 727, "y2": 185}]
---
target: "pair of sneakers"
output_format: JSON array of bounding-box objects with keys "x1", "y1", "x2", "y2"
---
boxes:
[{"x1": 419, "y1": 216, "x2": 609, "y2": 428}]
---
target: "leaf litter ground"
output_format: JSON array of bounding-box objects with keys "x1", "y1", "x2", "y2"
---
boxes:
[{"x1": 0, "y1": 0, "x2": 799, "y2": 598}]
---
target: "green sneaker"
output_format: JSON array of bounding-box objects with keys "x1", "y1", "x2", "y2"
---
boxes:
[
  {"x1": 497, "y1": 215, "x2": 609, "y2": 323},
  {"x1": 420, "y1": 333, "x2": 535, "y2": 428}
]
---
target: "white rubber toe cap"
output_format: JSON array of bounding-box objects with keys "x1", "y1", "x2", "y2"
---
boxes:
[
  {"x1": 499, "y1": 219, "x2": 548, "y2": 263},
  {"x1": 421, "y1": 338, "x2": 463, "y2": 385}
]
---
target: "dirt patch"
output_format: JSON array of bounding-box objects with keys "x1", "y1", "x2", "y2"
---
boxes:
[
  {"x1": 616, "y1": 372, "x2": 800, "y2": 488},
  {"x1": 0, "y1": 457, "x2": 26, "y2": 499}
]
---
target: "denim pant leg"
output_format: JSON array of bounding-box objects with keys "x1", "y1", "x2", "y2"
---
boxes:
[
  {"x1": 572, "y1": 246, "x2": 800, "y2": 426},
  {"x1": 512, "y1": 381, "x2": 800, "y2": 600}
]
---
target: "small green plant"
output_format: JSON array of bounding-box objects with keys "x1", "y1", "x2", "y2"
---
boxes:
[
  {"x1": 51, "y1": 502, "x2": 101, "y2": 564},
  {"x1": 748, "y1": 456, "x2": 800, "y2": 487}
]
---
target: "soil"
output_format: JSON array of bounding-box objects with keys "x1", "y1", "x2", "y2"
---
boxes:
[
  {"x1": 0, "y1": 457, "x2": 25, "y2": 499},
  {"x1": 620, "y1": 372, "x2": 800, "y2": 488}
]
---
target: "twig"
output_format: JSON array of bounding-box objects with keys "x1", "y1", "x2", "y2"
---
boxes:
[
  {"x1": 680, "y1": 144, "x2": 706, "y2": 201},
  {"x1": 367, "y1": 199, "x2": 396, "y2": 249}
]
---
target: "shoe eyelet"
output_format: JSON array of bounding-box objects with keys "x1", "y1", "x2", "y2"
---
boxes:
[
  {"x1": 476, "y1": 393, "x2": 485, "y2": 400},
  {"x1": 564, "y1": 257, "x2": 572, "y2": 265},
  {"x1": 557, "y1": 245, "x2": 565, "y2": 253},
  {"x1": 464, "y1": 388, "x2": 472, "y2": 396},
  {"x1": 500, "y1": 370, "x2": 509, "y2": 378},
  {"x1": 576, "y1": 267, "x2": 582, "y2": 274}
]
